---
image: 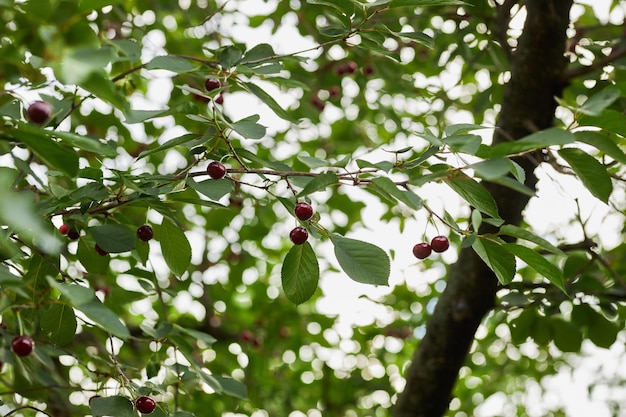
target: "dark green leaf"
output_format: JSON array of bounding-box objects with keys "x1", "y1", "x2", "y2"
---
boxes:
[
  {"x1": 281, "y1": 242, "x2": 320, "y2": 304},
  {"x1": 499, "y1": 224, "x2": 564, "y2": 255},
  {"x1": 145, "y1": 55, "x2": 196, "y2": 73},
  {"x1": 9, "y1": 128, "x2": 79, "y2": 177},
  {"x1": 552, "y1": 319, "x2": 582, "y2": 352},
  {"x1": 90, "y1": 395, "x2": 134, "y2": 417},
  {"x1": 40, "y1": 303, "x2": 77, "y2": 346},
  {"x1": 579, "y1": 109, "x2": 626, "y2": 137},
  {"x1": 242, "y1": 82, "x2": 298, "y2": 123},
  {"x1": 213, "y1": 375, "x2": 248, "y2": 399},
  {"x1": 504, "y1": 243, "x2": 565, "y2": 291},
  {"x1": 389, "y1": 0, "x2": 467, "y2": 7},
  {"x1": 370, "y1": 177, "x2": 422, "y2": 209},
  {"x1": 229, "y1": 114, "x2": 266, "y2": 139},
  {"x1": 444, "y1": 172, "x2": 500, "y2": 219},
  {"x1": 487, "y1": 128, "x2": 575, "y2": 157},
  {"x1": 89, "y1": 224, "x2": 136, "y2": 253},
  {"x1": 558, "y1": 147, "x2": 612, "y2": 203},
  {"x1": 297, "y1": 172, "x2": 339, "y2": 197},
  {"x1": 578, "y1": 86, "x2": 620, "y2": 116},
  {"x1": 158, "y1": 219, "x2": 191, "y2": 277},
  {"x1": 470, "y1": 158, "x2": 511, "y2": 180},
  {"x1": 575, "y1": 130, "x2": 626, "y2": 164},
  {"x1": 138, "y1": 134, "x2": 203, "y2": 159},
  {"x1": 242, "y1": 43, "x2": 276, "y2": 64},
  {"x1": 219, "y1": 45, "x2": 243, "y2": 68},
  {"x1": 187, "y1": 177, "x2": 233, "y2": 201},
  {"x1": 331, "y1": 234, "x2": 390, "y2": 286},
  {"x1": 472, "y1": 238, "x2": 516, "y2": 284}
]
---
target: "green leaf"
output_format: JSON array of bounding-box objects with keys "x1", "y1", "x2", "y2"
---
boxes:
[
  {"x1": 578, "y1": 86, "x2": 620, "y2": 116},
  {"x1": 40, "y1": 303, "x2": 77, "y2": 346},
  {"x1": 242, "y1": 82, "x2": 298, "y2": 123},
  {"x1": 504, "y1": 243, "x2": 565, "y2": 291},
  {"x1": 587, "y1": 310, "x2": 619, "y2": 348},
  {"x1": 388, "y1": 0, "x2": 467, "y2": 7},
  {"x1": 158, "y1": 219, "x2": 192, "y2": 277},
  {"x1": 9, "y1": 128, "x2": 79, "y2": 177},
  {"x1": 297, "y1": 172, "x2": 339, "y2": 197},
  {"x1": 90, "y1": 395, "x2": 134, "y2": 417},
  {"x1": 137, "y1": 133, "x2": 203, "y2": 158},
  {"x1": 574, "y1": 130, "x2": 626, "y2": 164},
  {"x1": 552, "y1": 319, "x2": 583, "y2": 352},
  {"x1": 444, "y1": 172, "x2": 500, "y2": 219},
  {"x1": 558, "y1": 147, "x2": 612, "y2": 203},
  {"x1": 579, "y1": 109, "x2": 626, "y2": 137},
  {"x1": 173, "y1": 324, "x2": 217, "y2": 346},
  {"x1": 443, "y1": 134, "x2": 482, "y2": 154},
  {"x1": 470, "y1": 158, "x2": 511, "y2": 180},
  {"x1": 472, "y1": 238, "x2": 516, "y2": 284},
  {"x1": 187, "y1": 177, "x2": 233, "y2": 201},
  {"x1": 145, "y1": 55, "x2": 196, "y2": 73},
  {"x1": 16, "y1": 122, "x2": 116, "y2": 157},
  {"x1": 499, "y1": 224, "x2": 564, "y2": 255},
  {"x1": 281, "y1": 242, "x2": 320, "y2": 304},
  {"x1": 487, "y1": 128, "x2": 575, "y2": 157},
  {"x1": 219, "y1": 45, "x2": 243, "y2": 68},
  {"x1": 47, "y1": 278, "x2": 130, "y2": 339},
  {"x1": 213, "y1": 375, "x2": 248, "y2": 399},
  {"x1": 88, "y1": 224, "x2": 136, "y2": 253},
  {"x1": 331, "y1": 234, "x2": 390, "y2": 286},
  {"x1": 228, "y1": 114, "x2": 266, "y2": 139},
  {"x1": 242, "y1": 43, "x2": 276, "y2": 63},
  {"x1": 369, "y1": 177, "x2": 422, "y2": 209},
  {"x1": 509, "y1": 308, "x2": 535, "y2": 344}
]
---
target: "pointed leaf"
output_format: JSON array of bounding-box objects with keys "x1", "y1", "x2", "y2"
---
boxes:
[
  {"x1": 578, "y1": 86, "x2": 620, "y2": 116},
  {"x1": 574, "y1": 131, "x2": 626, "y2": 164},
  {"x1": 488, "y1": 128, "x2": 575, "y2": 157},
  {"x1": 281, "y1": 242, "x2": 319, "y2": 304},
  {"x1": 504, "y1": 243, "x2": 565, "y2": 291},
  {"x1": 297, "y1": 172, "x2": 338, "y2": 197},
  {"x1": 558, "y1": 147, "x2": 612, "y2": 203},
  {"x1": 472, "y1": 238, "x2": 516, "y2": 284},
  {"x1": 158, "y1": 219, "x2": 192, "y2": 277},
  {"x1": 499, "y1": 224, "x2": 564, "y2": 255},
  {"x1": 145, "y1": 55, "x2": 196, "y2": 73},
  {"x1": 90, "y1": 395, "x2": 134, "y2": 417},
  {"x1": 370, "y1": 177, "x2": 422, "y2": 209},
  {"x1": 331, "y1": 234, "x2": 390, "y2": 285},
  {"x1": 242, "y1": 82, "x2": 297, "y2": 123},
  {"x1": 187, "y1": 177, "x2": 233, "y2": 201},
  {"x1": 10, "y1": 128, "x2": 79, "y2": 177},
  {"x1": 219, "y1": 45, "x2": 243, "y2": 68},
  {"x1": 445, "y1": 172, "x2": 500, "y2": 219},
  {"x1": 229, "y1": 114, "x2": 266, "y2": 139},
  {"x1": 40, "y1": 303, "x2": 77, "y2": 346},
  {"x1": 89, "y1": 224, "x2": 136, "y2": 253}
]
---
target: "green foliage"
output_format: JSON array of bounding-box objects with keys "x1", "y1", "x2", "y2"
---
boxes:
[{"x1": 1, "y1": 0, "x2": 626, "y2": 416}]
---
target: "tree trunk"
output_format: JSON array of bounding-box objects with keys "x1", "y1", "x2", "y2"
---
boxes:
[{"x1": 393, "y1": 1, "x2": 573, "y2": 416}]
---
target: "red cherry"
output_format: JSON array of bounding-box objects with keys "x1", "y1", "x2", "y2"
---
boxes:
[
  {"x1": 363, "y1": 65, "x2": 375, "y2": 76},
  {"x1": 290, "y1": 227, "x2": 308, "y2": 245},
  {"x1": 135, "y1": 396, "x2": 156, "y2": 414},
  {"x1": 310, "y1": 95, "x2": 325, "y2": 112},
  {"x1": 11, "y1": 335, "x2": 34, "y2": 357},
  {"x1": 137, "y1": 225, "x2": 154, "y2": 241},
  {"x1": 294, "y1": 202, "x2": 314, "y2": 221},
  {"x1": 207, "y1": 161, "x2": 227, "y2": 179},
  {"x1": 214, "y1": 94, "x2": 224, "y2": 105},
  {"x1": 328, "y1": 85, "x2": 341, "y2": 99},
  {"x1": 344, "y1": 61, "x2": 358, "y2": 74},
  {"x1": 58, "y1": 224, "x2": 70, "y2": 235},
  {"x1": 95, "y1": 244, "x2": 108, "y2": 256},
  {"x1": 412, "y1": 243, "x2": 432, "y2": 259},
  {"x1": 26, "y1": 100, "x2": 52, "y2": 125},
  {"x1": 204, "y1": 78, "x2": 221, "y2": 91},
  {"x1": 67, "y1": 229, "x2": 80, "y2": 240},
  {"x1": 430, "y1": 236, "x2": 450, "y2": 253}
]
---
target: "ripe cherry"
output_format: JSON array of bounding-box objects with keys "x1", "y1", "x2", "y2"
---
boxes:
[
  {"x1": 363, "y1": 65, "x2": 375, "y2": 76},
  {"x1": 58, "y1": 224, "x2": 70, "y2": 235},
  {"x1": 214, "y1": 94, "x2": 224, "y2": 105},
  {"x1": 431, "y1": 236, "x2": 450, "y2": 253},
  {"x1": 135, "y1": 396, "x2": 156, "y2": 414},
  {"x1": 412, "y1": 243, "x2": 432, "y2": 259},
  {"x1": 204, "y1": 78, "x2": 221, "y2": 91},
  {"x1": 207, "y1": 161, "x2": 227, "y2": 179},
  {"x1": 67, "y1": 229, "x2": 80, "y2": 240},
  {"x1": 11, "y1": 335, "x2": 34, "y2": 357},
  {"x1": 294, "y1": 202, "x2": 314, "y2": 221},
  {"x1": 137, "y1": 225, "x2": 154, "y2": 242},
  {"x1": 26, "y1": 100, "x2": 52, "y2": 125},
  {"x1": 95, "y1": 244, "x2": 108, "y2": 256},
  {"x1": 290, "y1": 227, "x2": 308, "y2": 245}
]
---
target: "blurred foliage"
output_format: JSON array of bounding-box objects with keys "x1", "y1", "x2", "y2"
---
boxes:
[{"x1": 1, "y1": 0, "x2": 626, "y2": 416}]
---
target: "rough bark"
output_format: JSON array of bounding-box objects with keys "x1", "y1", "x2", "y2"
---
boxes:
[{"x1": 393, "y1": 1, "x2": 574, "y2": 416}]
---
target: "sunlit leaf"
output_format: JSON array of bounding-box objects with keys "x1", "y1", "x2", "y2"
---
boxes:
[
  {"x1": 331, "y1": 234, "x2": 390, "y2": 285},
  {"x1": 158, "y1": 219, "x2": 192, "y2": 277}
]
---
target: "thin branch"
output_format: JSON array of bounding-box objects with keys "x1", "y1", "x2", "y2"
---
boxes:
[
  {"x1": 493, "y1": 0, "x2": 519, "y2": 59},
  {"x1": 563, "y1": 45, "x2": 626, "y2": 80}
]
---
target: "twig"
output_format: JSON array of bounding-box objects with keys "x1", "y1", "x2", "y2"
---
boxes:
[{"x1": 563, "y1": 45, "x2": 626, "y2": 80}]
